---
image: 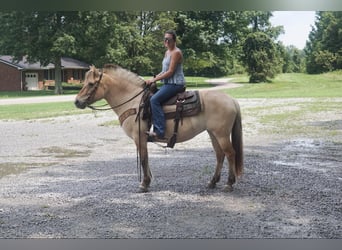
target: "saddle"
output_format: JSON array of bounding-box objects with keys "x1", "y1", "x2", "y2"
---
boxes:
[{"x1": 140, "y1": 83, "x2": 202, "y2": 148}]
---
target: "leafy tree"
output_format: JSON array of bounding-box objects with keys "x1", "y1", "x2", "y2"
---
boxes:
[
  {"x1": 305, "y1": 11, "x2": 342, "y2": 73},
  {"x1": 0, "y1": 11, "x2": 81, "y2": 94},
  {"x1": 0, "y1": 10, "x2": 286, "y2": 87},
  {"x1": 122, "y1": 11, "x2": 178, "y2": 75},
  {"x1": 280, "y1": 45, "x2": 306, "y2": 73},
  {"x1": 242, "y1": 32, "x2": 282, "y2": 83}
]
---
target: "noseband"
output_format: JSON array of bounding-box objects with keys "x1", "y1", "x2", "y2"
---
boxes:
[{"x1": 85, "y1": 72, "x2": 103, "y2": 105}]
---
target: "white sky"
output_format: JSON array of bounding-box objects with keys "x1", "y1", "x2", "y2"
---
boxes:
[{"x1": 270, "y1": 11, "x2": 316, "y2": 49}]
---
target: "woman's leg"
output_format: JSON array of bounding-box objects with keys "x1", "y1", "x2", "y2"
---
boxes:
[{"x1": 150, "y1": 84, "x2": 184, "y2": 137}]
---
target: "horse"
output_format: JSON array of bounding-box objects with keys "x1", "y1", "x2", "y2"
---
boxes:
[{"x1": 75, "y1": 64, "x2": 243, "y2": 192}]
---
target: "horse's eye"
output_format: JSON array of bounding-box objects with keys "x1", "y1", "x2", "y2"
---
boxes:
[{"x1": 88, "y1": 82, "x2": 95, "y2": 87}]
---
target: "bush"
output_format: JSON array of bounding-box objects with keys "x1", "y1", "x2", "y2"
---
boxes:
[{"x1": 242, "y1": 32, "x2": 282, "y2": 83}]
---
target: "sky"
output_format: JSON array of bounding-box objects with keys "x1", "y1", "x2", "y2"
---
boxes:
[{"x1": 270, "y1": 11, "x2": 316, "y2": 49}]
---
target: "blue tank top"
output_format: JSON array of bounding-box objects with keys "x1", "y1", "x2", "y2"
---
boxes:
[{"x1": 161, "y1": 54, "x2": 185, "y2": 85}]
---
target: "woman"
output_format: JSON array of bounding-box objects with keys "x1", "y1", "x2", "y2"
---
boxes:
[{"x1": 145, "y1": 30, "x2": 185, "y2": 140}]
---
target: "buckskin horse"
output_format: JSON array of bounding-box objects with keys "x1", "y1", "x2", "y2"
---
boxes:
[{"x1": 75, "y1": 64, "x2": 243, "y2": 192}]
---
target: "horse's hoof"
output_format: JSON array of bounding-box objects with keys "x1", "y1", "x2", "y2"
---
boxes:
[
  {"x1": 139, "y1": 184, "x2": 149, "y2": 193},
  {"x1": 207, "y1": 182, "x2": 216, "y2": 189},
  {"x1": 223, "y1": 185, "x2": 233, "y2": 192}
]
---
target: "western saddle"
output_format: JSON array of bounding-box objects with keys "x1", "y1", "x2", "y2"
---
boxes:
[{"x1": 139, "y1": 83, "x2": 202, "y2": 148}]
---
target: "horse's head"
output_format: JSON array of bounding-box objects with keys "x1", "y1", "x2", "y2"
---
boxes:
[{"x1": 75, "y1": 65, "x2": 105, "y2": 109}]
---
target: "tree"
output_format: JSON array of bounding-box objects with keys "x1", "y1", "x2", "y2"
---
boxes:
[
  {"x1": 305, "y1": 11, "x2": 342, "y2": 73},
  {"x1": 242, "y1": 32, "x2": 282, "y2": 83},
  {"x1": 0, "y1": 11, "x2": 286, "y2": 85},
  {"x1": 0, "y1": 11, "x2": 82, "y2": 94},
  {"x1": 280, "y1": 45, "x2": 306, "y2": 73}
]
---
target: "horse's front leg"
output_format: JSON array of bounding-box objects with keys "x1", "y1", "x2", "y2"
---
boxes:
[{"x1": 136, "y1": 140, "x2": 152, "y2": 192}]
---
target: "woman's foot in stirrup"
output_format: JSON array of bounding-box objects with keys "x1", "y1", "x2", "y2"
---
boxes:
[{"x1": 145, "y1": 131, "x2": 167, "y2": 142}]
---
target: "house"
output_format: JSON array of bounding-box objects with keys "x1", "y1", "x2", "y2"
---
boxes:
[{"x1": 0, "y1": 56, "x2": 90, "y2": 91}]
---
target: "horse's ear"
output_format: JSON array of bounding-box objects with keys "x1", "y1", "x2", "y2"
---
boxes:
[{"x1": 90, "y1": 65, "x2": 101, "y2": 79}]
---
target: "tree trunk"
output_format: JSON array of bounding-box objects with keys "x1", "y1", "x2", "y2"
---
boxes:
[{"x1": 54, "y1": 57, "x2": 63, "y2": 94}]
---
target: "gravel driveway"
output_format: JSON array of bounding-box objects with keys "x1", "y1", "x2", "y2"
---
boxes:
[{"x1": 0, "y1": 97, "x2": 341, "y2": 238}]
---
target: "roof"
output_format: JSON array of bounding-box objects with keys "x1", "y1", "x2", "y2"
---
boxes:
[
  {"x1": 61, "y1": 57, "x2": 90, "y2": 69},
  {"x1": 0, "y1": 56, "x2": 89, "y2": 70}
]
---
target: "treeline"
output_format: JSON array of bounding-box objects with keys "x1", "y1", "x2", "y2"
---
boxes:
[
  {"x1": 0, "y1": 11, "x2": 341, "y2": 90},
  {"x1": 305, "y1": 11, "x2": 342, "y2": 73}
]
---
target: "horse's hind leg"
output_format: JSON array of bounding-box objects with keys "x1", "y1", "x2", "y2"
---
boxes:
[
  {"x1": 209, "y1": 131, "x2": 236, "y2": 192},
  {"x1": 207, "y1": 131, "x2": 225, "y2": 189}
]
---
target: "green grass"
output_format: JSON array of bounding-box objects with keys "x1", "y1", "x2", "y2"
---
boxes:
[
  {"x1": 143, "y1": 76, "x2": 211, "y2": 88},
  {"x1": 185, "y1": 76, "x2": 212, "y2": 88},
  {"x1": 226, "y1": 71, "x2": 342, "y2": 98},
  {"x1": 0, "y1": 82, "x2": 81, "y2": 99},
  {"x1": 0, "y1": 90, "x2": 57, "y2": 98},
  {"x1": 241, "y1": 99, "x2": 341, "y2": 141},
  {"x1": 0, "y1": 102, "x2": 94, "y2": 120},
  {"x1": 1, "y1": 72, "x2": 341, "y2": 120}
]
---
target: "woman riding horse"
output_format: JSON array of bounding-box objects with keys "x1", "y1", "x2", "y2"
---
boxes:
[
  {"x1": 75, "y1": 64, "x2": 243, "y2": 193},
  {"x1": 145, "y1": 30, "x2": 185, "y2": 141}
]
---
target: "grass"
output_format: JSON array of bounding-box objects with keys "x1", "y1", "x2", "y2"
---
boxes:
[
  {"x1": 226, "y1": 71, "x2": 342, "y2": 98},
  {"x1": 0, "y1": 82, "x2": 82, "y2": 99},
  {"x1": 241, "y1": 99, "x2": 341, "y2": 142},
  {"x1": 0, "y1": 72, "x2": 341, "y2": 120},
  {"x1": 0, "y1": 102, "x2": 94, "y2": 120},
  {"x1": 147, "y1": 76, "x2": 212, "y2": 88},
  {"x1": 185, "y1": 76, "x2": 211, "y2": 88}
]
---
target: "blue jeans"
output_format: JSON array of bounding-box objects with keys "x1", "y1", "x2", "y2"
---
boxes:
[{"x1": 150, "y1": 84, "x2": 185, "y2": 137}]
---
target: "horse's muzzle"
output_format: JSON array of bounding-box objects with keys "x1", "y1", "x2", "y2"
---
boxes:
[{"x1": 74, "y1": 98, "x2": 87, "y2": 109}]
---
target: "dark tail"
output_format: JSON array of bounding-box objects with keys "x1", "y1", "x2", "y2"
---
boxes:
[{"x1": 231, "y1": 100, "x2": 243, "y2": 176}]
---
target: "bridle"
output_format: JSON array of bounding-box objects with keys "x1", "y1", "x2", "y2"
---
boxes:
[
  {"x1": 84, "y1": 72, "x2": 148, "y2": 111},
  {"x1": 82, "y1": 70, "x2": 150, "y2": 182},
  {"x1": 84, "y1": 72, "x2": 103, "y2": 108}
]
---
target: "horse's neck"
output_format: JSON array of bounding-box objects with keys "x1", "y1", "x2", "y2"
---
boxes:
[{"x1": 105, "y1": 79, "x2": 143, "y2": 114}]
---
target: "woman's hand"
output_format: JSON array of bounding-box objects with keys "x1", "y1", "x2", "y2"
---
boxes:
[{"x1": 145, "y1": 79, "x2": 155, "y2": 85}]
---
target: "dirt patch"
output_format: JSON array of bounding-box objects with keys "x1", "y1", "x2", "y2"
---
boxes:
[{"x1": 0, "y1": 98, "x2": 341, "y2": 238}]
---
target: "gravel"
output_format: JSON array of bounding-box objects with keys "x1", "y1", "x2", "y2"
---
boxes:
[{"x1": 0, "y1": 98, "x2": 341, "y2": 238}]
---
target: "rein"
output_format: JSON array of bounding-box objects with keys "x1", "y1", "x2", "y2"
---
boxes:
[
  {"x1": 84, "y1": 73, "x2": 150, "y2": 182},
  {"x1": 87, "y1": 86, "x2": 148, "y2": 111}
]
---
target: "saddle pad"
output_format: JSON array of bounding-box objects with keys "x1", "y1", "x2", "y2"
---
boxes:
[{"x1": 163, "y1": 90, "x2": 202, "y2": 120}]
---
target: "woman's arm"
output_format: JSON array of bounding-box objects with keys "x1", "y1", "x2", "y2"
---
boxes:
[{"x1": 146, "y1": 50, "x2": 182, "y2": 84}]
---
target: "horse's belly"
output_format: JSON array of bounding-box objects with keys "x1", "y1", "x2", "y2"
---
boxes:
[{"x1": 165, "y1": 113, "x2": 207, "y2": 142}]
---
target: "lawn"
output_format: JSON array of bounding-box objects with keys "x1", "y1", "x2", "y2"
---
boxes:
[
  {"x1": 226, "y1": 71, "x2": 342, "y2": 98},
  {"x1": 0, "y1": 102, "x2": 93, "y2": 120},
  {"x1": 0, "y1": 72, "x2": 341, "y2": 120}
]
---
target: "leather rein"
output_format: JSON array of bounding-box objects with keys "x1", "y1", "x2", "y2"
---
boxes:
[
  {"x1": 85, "y1": 72, "x2": 148, "y2": 111},
  {"x1": 84, "y1": 71, "x2": 149, "y2": 182}
]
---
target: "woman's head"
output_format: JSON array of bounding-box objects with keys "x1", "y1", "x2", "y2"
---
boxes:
[
  {"x1": 164, "y1": 30, "x2": 177, "y2": 45},
  {"x1": 165, "y1": 30, "x2": 176, "y2": 40}
]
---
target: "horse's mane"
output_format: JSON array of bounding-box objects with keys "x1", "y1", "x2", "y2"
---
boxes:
[{"x1": 102, "y1": 64, "x2": 145, "y2": 88}]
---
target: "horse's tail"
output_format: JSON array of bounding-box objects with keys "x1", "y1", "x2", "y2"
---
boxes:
[{"x1": 232, "y1": 99, "x2": 243, "y2": 176}]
